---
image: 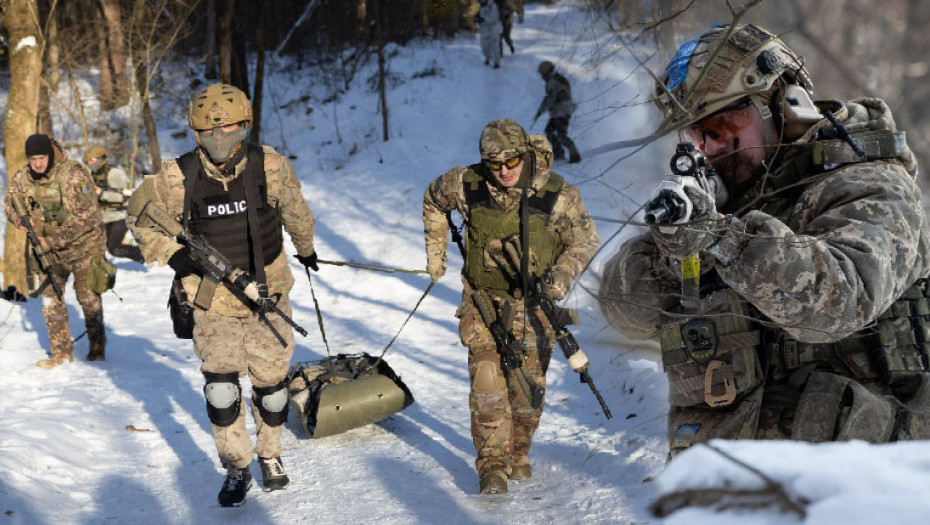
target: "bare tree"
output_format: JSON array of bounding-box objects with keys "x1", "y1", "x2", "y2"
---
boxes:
[
  {"x1": 97, "y1": 0, "x2": 130, "y2": 109},
  {"x1": 2, "y1": 0, "x2": 43, "y2": 295},
  {"x1": 250, "y1": 0, "x2": 265, "y2": 144}
]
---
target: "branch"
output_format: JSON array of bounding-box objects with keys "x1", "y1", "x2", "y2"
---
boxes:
[{"x1": 275, "y1": 0, "x2": 320, "y2": 56}]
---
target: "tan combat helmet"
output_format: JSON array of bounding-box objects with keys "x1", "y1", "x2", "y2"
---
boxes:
[
  {"x1": 188, "y1": 83, "x2": 252, "y2": 131},
  {"x1": 83, "y1": 145, "x2": 108, "y2": 165},
  {"x1": 654, "y1": 24, "x2": 814, "y2": 138},
  {"x1": 538, "y1": 61, "x2": 555, "y2": 76}
]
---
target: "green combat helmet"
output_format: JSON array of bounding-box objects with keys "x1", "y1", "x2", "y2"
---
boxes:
[
  {"x1": 480, "y1": 118, "x2": 529, "y2": 161},
  {"x1": 654, "y1": 24, "x2": 815, "y2": 143}
]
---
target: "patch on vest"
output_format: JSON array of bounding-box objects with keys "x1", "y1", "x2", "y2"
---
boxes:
[
  {"x1": 681, "y1": 318, "x2": 717, "y2": 365},
  {"x1": 80, "y1": 184, "x2": 90, "y2": 194},
  {"x1": 671, "y1": 423, "x2": 701, "y2": 451},
  {"x1": 580, "y1": 212, "x2": 592, "y2": 229},
  {"x1": 203, "y1": 197, "x2": 248, "y2": 217}
]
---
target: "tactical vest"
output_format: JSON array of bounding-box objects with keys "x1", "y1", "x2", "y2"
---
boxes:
[
  {"x1": 21, "y1": 166, "x2": 74, "y2": 235},
  {"x1": 661, "y1": 119, "x2": 929, "y2": 408},
  {"x1": 462, "y1": 165, "x2": 564, "y2": 296},
  {"x1": 178, "y1": 146, "x2": 283, "y2": 276}
]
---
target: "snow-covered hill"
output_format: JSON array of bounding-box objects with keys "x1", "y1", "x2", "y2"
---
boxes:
[{"x1": 2, "y1": 2, "x2": 927, "y2": 524}]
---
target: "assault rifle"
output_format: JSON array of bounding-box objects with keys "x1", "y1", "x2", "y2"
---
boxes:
[
  {"x1": 10, "y1": 194, "x2": 64, "y2": 299},
  {"x1": 644, "y1": 142, "x2": 713, "y2": 226},
  {"x1": 134, "y1": 199, "x2": 308, "y2": 346},
  {"x1": 473, "y1": 290, "x2": 546, "y2": 410}
]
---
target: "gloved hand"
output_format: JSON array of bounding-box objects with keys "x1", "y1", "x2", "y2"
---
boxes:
[
  {"x1": 167, "y1": 246, "x2": 198, "y2": 277},
  {"x1": 567, "y1": 349, "x2": 589, "y2": 373},
  {"x1": 540, "y1": 265, "x2": 572, "y2": 300},
  {"x1": 296, "y1": 252, "x2": 319, "y2": 272},
  {"x1": 651, "y1": 180, "x2": 719, "y2": 260},
  {"x1": 3, "y1": 286, "x2": 27, "y2": 303},
  {"x1": 427, "y1": 255, "x2": 446, "y2": 282}
]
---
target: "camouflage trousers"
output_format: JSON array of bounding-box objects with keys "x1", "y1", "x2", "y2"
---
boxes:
[
  {"x1": 459, "y1": 291, "x2": 554, "y2": 477},
  {"x1": 40, "y1": 254, "x2": 104, "y2": 358},
  {"x1": 193, "y1": 295, "x2": 295, "y2": 470}
]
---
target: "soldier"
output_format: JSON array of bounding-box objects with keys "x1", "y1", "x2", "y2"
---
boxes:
[
  {"x1": 534, "y1": 61, "x2": 581, "y2": 163},
  {"x1": 477, "y1": 0, "x2": 502, "y2": 68},
  {"x1": 494, "y1": 0, "x2": 516, "y2": 55},
  {"x1": 4, "y1": 134, "x2": 108, "y2": 367},
  {"x1": 127, "y1": 84, "x2": 319, "y2": 507},
  {"x1": 423, "y1": 119, "x2": 600, "y2": 494},
  {"x1": 598, "y1": 24, "x2": 930, "y2": 458},
  {"x1": 83, "y1": 146, "x2": 144, "y2": 263}
]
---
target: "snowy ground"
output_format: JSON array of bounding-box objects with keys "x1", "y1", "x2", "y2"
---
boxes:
[{"x1": 2, "y1": 2, "x2": 927, "y2": 524}]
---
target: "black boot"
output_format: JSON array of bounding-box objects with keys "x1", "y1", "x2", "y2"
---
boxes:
[
  {"x1": 259, "y1": 456, "x2": 290, "y2": 492},
  {"x1": 218, "y1": 467, "x2": 253, "y2": 507}
]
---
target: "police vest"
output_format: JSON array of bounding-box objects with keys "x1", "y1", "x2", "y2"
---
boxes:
[
  {"x1": 462, "y1": 165, "x2": 564, "y2": 296},
  {"x1": 178, "y1": 146, "x2": 283, "y2": 276}
]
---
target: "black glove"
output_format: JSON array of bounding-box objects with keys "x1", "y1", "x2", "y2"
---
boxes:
[
  {"x1": 167, "y1": 247, "x2": 198, "y2": 277},
  {"x1": 3, "y1": 286, "x2": 27, "y2": 303},
  {"x1": 296, "y1": 252, "x2": 319, "y2": 272}
]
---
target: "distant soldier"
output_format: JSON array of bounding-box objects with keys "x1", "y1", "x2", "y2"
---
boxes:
[
  {"x1": 4, "y1": 134, "x2": 108, "y2": 367},
  {"x1": 128, "y1": 84, "x2": 319, "y2": 507},
  {"x1": 534, "y1": 61, "x2": 581, "y2": 164},
  {"x1": 83, "y1": 146, "x2": 144, "y2": 263},
  {"x1": 494, "y1": 0, "x2": 516, "y2": 54},
  {"x1": 422, "y1": 119, "x2": 600, "y2": 494},
  {"x1": 477, "y1": 0, "x2": 502, "y2": 68}
]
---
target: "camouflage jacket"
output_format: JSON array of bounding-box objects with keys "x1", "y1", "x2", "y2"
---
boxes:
[
  {"x1": 423, "y1": 135, "x2": 600, "y2": 302},
  {"x1": 128, "y1": 145, "x2": 316, "y2": 317},
  {"x1": 537, "y1": 72, "x2": 576, "y2": 120},
  {"x1": 4, "y1": 140, "x2": 105, "y2": 264},
  {"x1": 601, "y1": 98, "x2": 930, "y2": 344}
]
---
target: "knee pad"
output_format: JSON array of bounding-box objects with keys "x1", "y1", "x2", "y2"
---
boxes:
[
  {"x1": 473, "y1": 361, "x2": 506, "y2": 395},
  {"x1": 253, "y1": 380, "x2": 289, "y2": 427},
  {"x1": 203, "y1": 371, "x2": 241, "y2": 427}
]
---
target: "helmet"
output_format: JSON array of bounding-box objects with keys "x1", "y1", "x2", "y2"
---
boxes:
[
  {"x1": 188, "y1": 83, "x2": 252, "y2": 131},
  {"x1": 480, "y1": 119, "x2": 529, "y2": 161},
  {"x1": 538, "y1": 61, "x2": 555, "y2": 76},
  {"x1": 83, "y1": 145, "x2": 108, "y2": 165},
  {"x1": 654, "y1": 24, "x2": 813, "y2": 133}
]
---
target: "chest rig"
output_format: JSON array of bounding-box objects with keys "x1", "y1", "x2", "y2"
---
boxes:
[
  {"x1": 461, "y1": 165, "x2": 564, "y2": 297},
  {"x1": 21, "y1": 169, "x2": 73, "y2": 235}
]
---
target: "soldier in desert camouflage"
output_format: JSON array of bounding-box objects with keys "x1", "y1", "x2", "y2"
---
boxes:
[
  {"x1": 128, "y1": 84, "x2": 318, "y2": 507},
  {"x1": 423, "y1": 118, "x2": 599, "y2": 494},
  {"x1": 599, "y1": 24, "x2": 930, "y2": 458},
  {"x1": 4, "y1": 134, "x2": 108, "y2": 368}
]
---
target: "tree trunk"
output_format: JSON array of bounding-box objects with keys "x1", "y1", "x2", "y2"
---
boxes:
[
  {"x1": 205, "y1": 0, "x2": 218, "y2": 79},
  {"x1": 231, "y1": 22, "x2": 250, "y2": 95},
  {"x1": 47, "y1": 3, "x2": 59, "y2": 92},
  {"x1": 96, "y1": 6, "x2": 114, "y2": 107},
  {"x1": 98, "y1": 0, "x2": 130, "y2": 109},
  {"x1": 219, "y1": 0, "x2": 233, "y2": 84},
  {"x1": 373, "y1": 0, "x2": 388, "y2": 141},
  {"x1": 250, "y1": 0, "x2": 265, "y2": 144},
  {"x1": 37, "y1": 82, "x2": 53, "y2": 136},
  {"x1": 128, "y1": 0, "x2": 161, "y2": 179},
  {"x1": 2, "y1": 0, "x2": 43, "y2": 294}
]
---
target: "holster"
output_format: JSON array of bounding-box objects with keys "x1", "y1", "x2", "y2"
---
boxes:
[{"x1": 168, "y1": 275, "x2": 195, "y2": 339}]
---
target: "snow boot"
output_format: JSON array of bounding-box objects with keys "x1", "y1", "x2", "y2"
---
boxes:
[
  {"x1": 259, "y1": 456, "x2": 290, "y2": 492},
  {"x1": 218, "y1": 467, "x2": 253, "y2": 507},
  {"x1": 479, "y1": 471, "x2": 508, "y2": 494},
  {"x1": 509, "y1": 458, "x2": 532, "y2": 481},
  {"x1": 37, "y1": 352, "x2": 73, "y2": 369},
  {"x1": 567, "y1": 144, "x2": 581, "y2": 164},
  {"x1": 87, "y1": 338, "x2": 105, "y2": 361}
]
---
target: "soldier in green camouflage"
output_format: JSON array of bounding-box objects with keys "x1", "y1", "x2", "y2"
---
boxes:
[
  {"x1": 127, "y1": 84, "x2": 318, "y2": 507},
  {"x1": 423, "y1": 119, "x2": 600, "y2": 494},
  {"x1": 598, "y1": 24, "x2": 930, "y2": 458},
  {"x1": 4, "y1": 134, "x2": 107, "y2": 368}
]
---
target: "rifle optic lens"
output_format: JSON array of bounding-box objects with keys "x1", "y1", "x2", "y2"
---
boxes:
[{"x1": 673, "y1": 154, "x2": 695, "y2": 175}]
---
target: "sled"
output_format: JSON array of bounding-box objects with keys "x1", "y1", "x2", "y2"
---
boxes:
[{"x1": 287, "y1": 353, "x2": 415, "y2": 438}]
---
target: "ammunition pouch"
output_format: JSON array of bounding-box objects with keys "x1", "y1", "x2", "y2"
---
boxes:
[
  {"x1": 793, "y1": 371, "x2": 896, "y2": 443},
  {"x1": 865, "y1": 279, "x2": 930, "y2": 395},
  {"x1": 167, "y1": 275, "x2": 195, "y2": 339},
  {"x1": 88, "y1": 256, "x2": 117, "y2": 294},
  {"x1": 660, "y1": 291, "x2": 764, "y2": 408}
]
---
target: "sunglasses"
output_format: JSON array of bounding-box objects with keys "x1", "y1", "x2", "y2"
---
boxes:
[
  {"x1": 486, "y1": 155, "x2": 523, "y2": 171},
  {"x1": 684, "y1": 100, "x2": 754, "y2": 148}
]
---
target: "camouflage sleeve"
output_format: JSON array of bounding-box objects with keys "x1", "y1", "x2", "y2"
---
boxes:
[
  {"x1": 45, "y1": 163, "x2": 102, "y2": 251},
  {"x1": 709, "y1": 161, "x2": 930, "y2": 343},
  {"x1": 267, "y1": 150, "x2": 315, "y2": 257},
  {"x1": 551, "y1": 184, "x2": 600, "y2": 277},
  {"x1": 598, "y1": 231, "x2": 682, "y2": 340},
  {"x1": 126, "y1": 163, "x2": 185, "y2": 266},
  {"x1": 4, "y1": 169, "x2": 26, "y2": 226},
  {"x1": 422, "y1": 167, "x2": 467, "y2": 269},
  {"x1": 98, "y1": 189, "x2": 125, "y2": 204}
]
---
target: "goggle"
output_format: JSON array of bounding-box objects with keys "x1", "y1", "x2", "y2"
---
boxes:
[
  {"x1": 486, "y1": 154, "x2": 523, "y2": 171},
  {"x1": 684, "y1": 100, "x2": 754, "y2": 148}
]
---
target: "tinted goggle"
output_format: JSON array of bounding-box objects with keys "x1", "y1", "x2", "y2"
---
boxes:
[
  {"x1": 684, "y1": 100, "x2": 754, "y2": 148},
  {"x1": 486, "y1": 154, "x2": 523, "y2": 171}
]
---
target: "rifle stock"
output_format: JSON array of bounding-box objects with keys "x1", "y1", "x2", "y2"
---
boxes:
[{"x1": 10, "y1": 194, "x2": 63, "y2": 299}]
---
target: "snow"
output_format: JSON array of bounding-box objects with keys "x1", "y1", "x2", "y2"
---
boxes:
[{"x1": 0, "y1": 2, "x2": 925, "y2": 524}]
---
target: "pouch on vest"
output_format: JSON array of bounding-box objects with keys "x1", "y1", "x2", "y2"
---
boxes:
[
  {"x1": 660, "y1": 289, "x2": 764, "y2": 408},
  {"x1": 867, "y1": 279, "x2": 930, "y2": 395},
  {"x1": 88, "y1": 256, "x2": 117, "y2": 294},
  {"x1": 167, "y1": 275, "x2": 194, "y2": 339},
  {"x1": 287, "y1": 353, "x2": 414, "y2": 438}
]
